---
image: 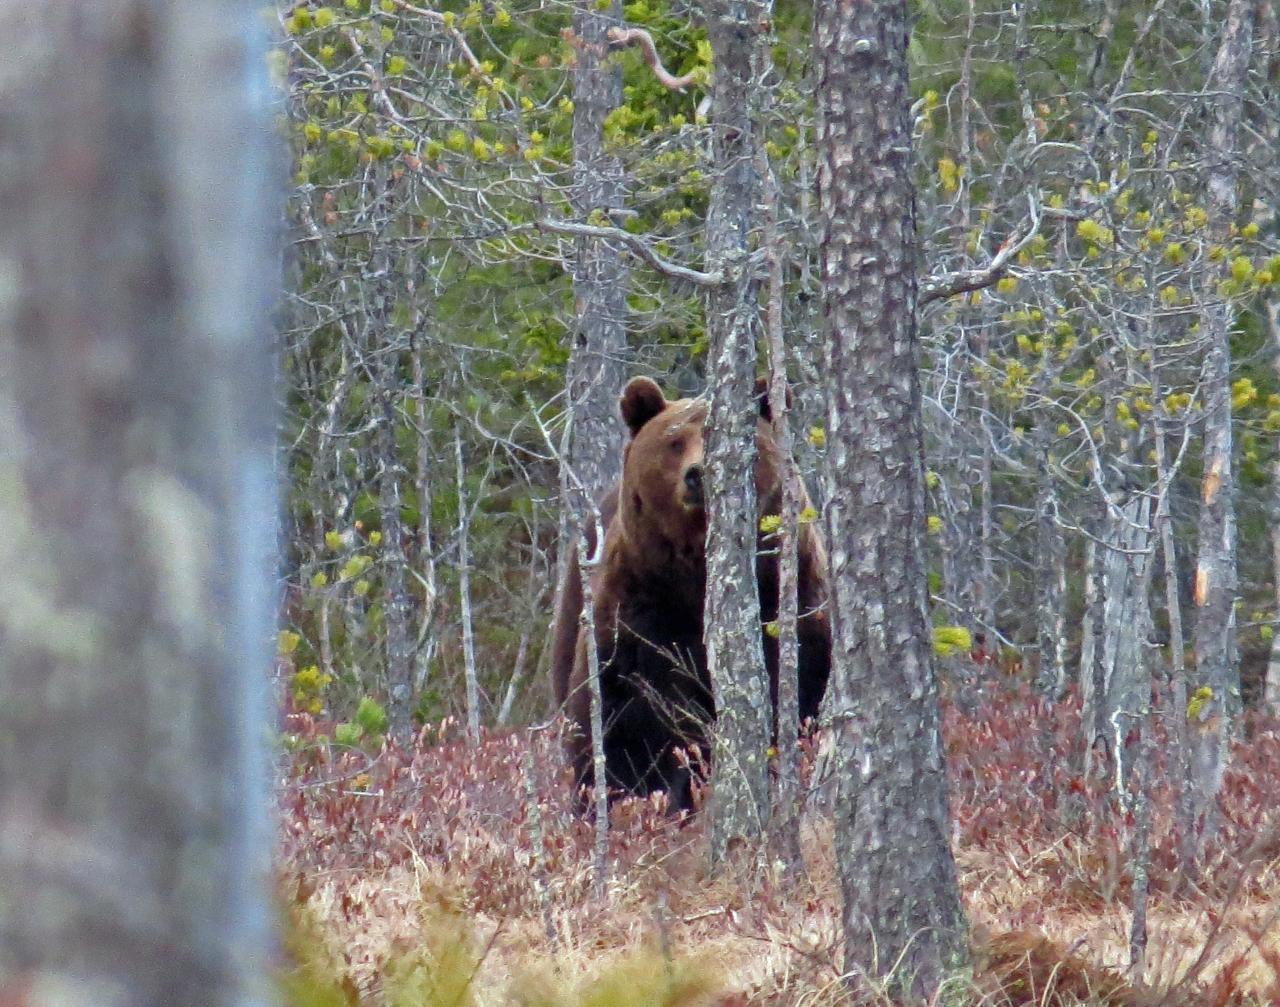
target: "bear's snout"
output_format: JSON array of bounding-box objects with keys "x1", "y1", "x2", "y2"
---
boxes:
[{"x1": 683, "y1": 464, "x2": 705, "y2": 508}]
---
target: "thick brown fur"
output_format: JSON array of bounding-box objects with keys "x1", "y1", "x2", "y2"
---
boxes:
[{"x1": 550, "y1": 377, "x2": 831, "y2": 811}]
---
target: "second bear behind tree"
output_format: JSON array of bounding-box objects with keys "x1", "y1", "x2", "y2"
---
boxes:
[{"x1": 551, "y1": 376, "x2": 832, "y2": 812}]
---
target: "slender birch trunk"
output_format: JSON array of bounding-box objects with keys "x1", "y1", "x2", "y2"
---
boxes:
[{"x1": 455, "y1": 429, "x2": 481, "y2": 744}]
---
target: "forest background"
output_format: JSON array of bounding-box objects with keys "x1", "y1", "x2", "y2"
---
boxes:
[
  {"x1": 3, "y1": 0, "x2": 1279, "y2": 1004},
  {"x1": 269, "y1": 0, "x2": 1280, "y2": 1001},
  {"x1": 277, "y1": 0, "x2": 1280, "y2": 743}
]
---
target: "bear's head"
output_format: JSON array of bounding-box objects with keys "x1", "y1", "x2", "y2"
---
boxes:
[{"x1": 616, "y1": 376, "x2": 782, "y2": 570}]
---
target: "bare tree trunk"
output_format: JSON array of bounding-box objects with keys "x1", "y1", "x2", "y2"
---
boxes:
[
  {"x1": 1081, "y1": 493, "x2": 1154, "y2": 786},
  {"x1": 1151, "y1": 395, "x2": 1198, "y2": 869},
  {"x1": 577, "y1": 523, "x2": 611, "y2": 899},
  {"x1": 0, "y1": 3, "x2": 277, "y2": 1004},
  {"x1": 976, "y1": 371, "x2": 997, "y2": 634},
  {"x1": 1128, "y1": 630, "x2": 1157, "y2": 983},
  {"x1": 1190, "y1": 0, "x2": 1255, "y2": 832},
  {"x1": 551, "y1": 0, "x2": 630, "y2": 735},
  {"x1": 1034, "y1": 423, "x2": 1069, "y2": 697},
  {"x1": 558, "y1": 0, "x2": 629, "y2": 597},
  {"x1": 813, "y1": 0, "x2": 969, "y2": 995},
  {"x1": 762, "y1": 153, "x2": 803, "y2": 868},
  {"x1": 411, "y1": 348, "x2": 440, "y2": 694},
  {"x1": 1080, "y1": 533, "x2": 1102, "y2": 713},
  {"x1": 376, "y1": 348, "x2": 414, "y2": 734},
  {"x1": 1264, "y1": 300, "x2": 1280, "y2": 715},
  {"x1": 455, "y1": 429, "x2": 481, "y2": 744},
  {"x1": 703, "y1": 0, "x2": 774, "y2": 863}
]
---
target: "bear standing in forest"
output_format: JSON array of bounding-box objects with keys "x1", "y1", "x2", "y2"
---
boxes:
[{"x1": 550, "y1": 376, "x2": 832, "y2": 812}]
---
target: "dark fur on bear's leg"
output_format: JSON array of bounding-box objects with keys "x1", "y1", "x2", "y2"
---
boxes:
[{"x1": 555, "y1": 376, "x2": 832, "y2": 814}]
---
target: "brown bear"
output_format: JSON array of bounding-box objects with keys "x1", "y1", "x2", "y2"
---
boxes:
[{"x1": 550, "y1": 376, "x2": 832, "y2": 812}]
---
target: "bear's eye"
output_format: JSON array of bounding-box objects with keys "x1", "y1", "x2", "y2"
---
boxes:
[{"x1": 668, "y1": 436, "x2": 686, "y2": 453}]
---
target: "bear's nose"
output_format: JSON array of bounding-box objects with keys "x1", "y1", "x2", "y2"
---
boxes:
[{"x1": 683, "y1": 464, "x2": 705, "y2": 505}]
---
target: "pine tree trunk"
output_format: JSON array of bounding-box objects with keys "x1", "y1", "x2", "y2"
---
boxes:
[
  {"x1": 703, "y1": 0, "x2": 775, "y2": 862},
  {"x1": 0, "y1": 3, "x2": 276, "y2": 1003},
  {"x1": 813, "y1": 0, "x2": 969, "y2": 995},
  {"x1": 564, "y1": 0, "x2": 629, "y2": 505},
  {"x1": 1190, "y1": 0, "x2": 1254, "y2": 832}
]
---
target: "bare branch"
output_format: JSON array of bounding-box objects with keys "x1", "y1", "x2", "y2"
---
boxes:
[
  {"x1": 607, "y1": 27, "x2": 698, "y2": 91},
  {"x1": 538, "y1": 217, "x2": 724, "y2": 286},
  {"x1": 919, "y1": 193, "x2": 1044, "y2": 307},
  {"x1": 392, "y1": 0, "x2": 492, "y2": 80}
]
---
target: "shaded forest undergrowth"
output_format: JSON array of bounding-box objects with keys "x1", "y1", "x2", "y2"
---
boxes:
[{"x1": 278, "y1": 686, "x2": 1280, "y2": 1005}]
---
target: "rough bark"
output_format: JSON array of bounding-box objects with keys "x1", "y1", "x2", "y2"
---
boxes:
[
  {"x1": 1079, "y1": 533, "x2": 1102, "y2": 712},
  {"x1": 456, "y1": 429, "x2": 482, "y2": 744},
  {"x1": 411, "y1": 347, "x2": 440, "y2": 695},
  {"x1": 1190, "y1": 0, "x2": 1254, "y2": 830},
  {"x1": 577, "y1": 530, "x2": 611, "y2": 899},
  {"x1": 376, "y1": 335, "x2": 414, "y2": 733},
  {"x1": 1033, "y1": 423, "x2": 1069, "y2": 698},
  {"x1": 1268, "y1": 298, "x2": 1280, "y2": 715},
  {"x1": 763, "y1": 156, "x2": 803, "y2": 867},
  {"x1": 703, "y1": 0, "x2": 774, "y2": 862},
  {"x1": 562, "y1": 0, "x2": 629, "y2": 526},
  {"x1": 552, "y1": 0, "x2": 630, "y2": 725},
  {"x1": 1080, "y1": 493, "x2": 1154, "y2": 786},
  {"x1": 1151, "y1": 396, "x2": 1197, "y2": 872},
  {"x1": 813, "y1": 0, "x2": 969, "y2": 996},
  {"x1": 0, "y1": 3, "x2": 277, "y2": 1004}
]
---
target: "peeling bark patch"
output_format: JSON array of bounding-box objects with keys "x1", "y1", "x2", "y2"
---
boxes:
[{"x1": 1201, "y1": 458, "x2": 1222, "y2": 505}]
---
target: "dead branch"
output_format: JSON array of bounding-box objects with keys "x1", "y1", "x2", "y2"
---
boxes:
[{"x1": 607, "y1": 27, "x2": 698, "y2": 91}]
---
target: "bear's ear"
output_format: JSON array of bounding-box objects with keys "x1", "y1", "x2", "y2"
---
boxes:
[
  {"x1": 620, "y1": 377, "x2": 667, "y2": 435},
  {"x1": 753, "y1": 375, "x2": 793, "y2": 423}
]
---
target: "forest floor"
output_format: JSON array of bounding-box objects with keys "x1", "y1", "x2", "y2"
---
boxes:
[{"x1": 277, "y1": 686, "x2": 1280, "y2": 1006}]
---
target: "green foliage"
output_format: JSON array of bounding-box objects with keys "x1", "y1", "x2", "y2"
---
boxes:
[
  {"x1": 277, "y1": 906, "x2": 357, "y2": 1007},
  {"x1": 293, "y1": 665, "x2": 334, "y2": 715},
  {"x1": 276, "y1": 0, "x2": 1280, "y2": 726},
  {"x1": 356, "y1": 696, "x2": 389, "y2": 737},
  {"x1": 933, "y1": 625, "x2": 973, "y2": 658}
]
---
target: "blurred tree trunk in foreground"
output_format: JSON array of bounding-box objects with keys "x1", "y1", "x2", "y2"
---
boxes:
[
  {"x1": 813, "y1": 0, "x2": 969, "y2": 997},
  {"x1": 0, "y1": 3, "x2": 278, "y2": 1005}
]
